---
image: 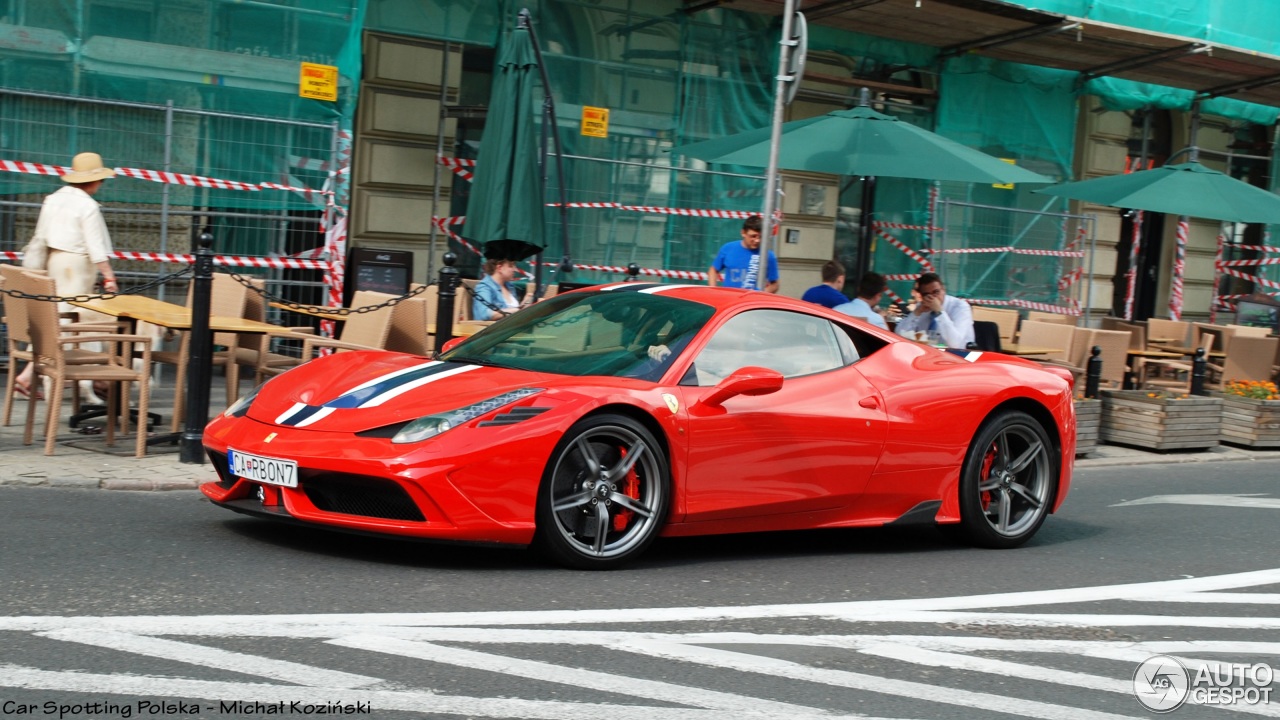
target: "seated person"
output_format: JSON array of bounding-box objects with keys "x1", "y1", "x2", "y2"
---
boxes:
[
  {"x1": 801, "y1": 260, "x2": 849, "y2": 308},
  {"x1": 473, "y1": 258, "x2": 522, "y2": 321},
  {"x1": 833, "y1": 271, "x2": 889, "y2": 330},
  {"x1": 893, "y1": 272, "x2": 974, "y2": 348}
]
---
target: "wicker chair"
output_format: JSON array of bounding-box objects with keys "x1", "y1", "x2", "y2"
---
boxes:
[{"x1": 19, "y1": 271, "x2": 154, "y2": 457}]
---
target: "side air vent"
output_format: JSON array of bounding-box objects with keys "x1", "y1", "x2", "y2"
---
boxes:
[{"x1": 478, "y1": 406, "x2": 550, "y2": 427}]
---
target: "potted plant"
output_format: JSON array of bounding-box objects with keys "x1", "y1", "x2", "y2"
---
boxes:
[
  {"x1": 1074, "y1": 393, "x2": 1101, "y2": 457},
  {"x1": 1218, "y1": 380, "x2": 1280, "y2": 449},
  {"x1": 1100, "y1": 389, "x2": 1223, "y2": 451}
]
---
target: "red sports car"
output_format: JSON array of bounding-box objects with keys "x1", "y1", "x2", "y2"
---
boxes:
[{"x1": 201, "y1": 284, "x2": 1075, "y2": 569}]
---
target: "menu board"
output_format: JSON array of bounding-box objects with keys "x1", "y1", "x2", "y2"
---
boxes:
[{"x1": 355, "y1": 264, "x2": 408, "y2": 295}]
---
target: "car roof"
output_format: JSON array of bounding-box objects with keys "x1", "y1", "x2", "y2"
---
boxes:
[{"x1": 590, "y1": 282, "x2": 825, "y2": 314}]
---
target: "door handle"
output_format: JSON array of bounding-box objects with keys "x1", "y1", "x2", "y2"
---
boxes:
[{"x1": 859, "y1": 396, "x2": 879, "y2": 410}]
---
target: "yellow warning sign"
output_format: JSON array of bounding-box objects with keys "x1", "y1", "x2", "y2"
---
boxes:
[
  {"x1": 992, "y1": 158, "x2": 1018, "y2": 190},
  {"x1": 581, "y1": 106, "x2": 609, "y2": 138},
  {"x1": 299, "y1": 62, "x2": 338, "y2": 102}
]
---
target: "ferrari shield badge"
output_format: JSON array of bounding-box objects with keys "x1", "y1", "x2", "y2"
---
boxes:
[{"x1": 662, "y1": 393, "x2": 679, "y2": 414}]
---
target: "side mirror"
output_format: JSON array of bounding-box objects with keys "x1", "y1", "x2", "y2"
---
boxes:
[
  {"x1": 701, "y1": 366, "x2": 783, "y2": 408},
  {"x1": 440, "y1": 336, "x2": 466, "y2": 354}
]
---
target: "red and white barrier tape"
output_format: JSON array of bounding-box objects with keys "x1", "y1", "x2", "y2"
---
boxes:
[
  {"x1": 872, "y1": 221, "x2": 942, "y2": 232},
  {"x1": 1218, "y1": 265, "x2": 1280, "y2": 291},
  {"x1": 923, "y1": 247, "x2": 1085, "y2": 258},
  {"x1": 971, "y1": 297, "x2": 1082, "y2": 315},
  {"x1": 1, "y1": 159, "x2": 334, "y2": 197},
  {"x1": 548, "y1": 262, "x2": 708, "y2": 281},
  {"x1": 2, "y1": 250, "x2": 328, "y2": 269},
  {"x1": 1169, "y1": 219, "x2": 1188, "y2": 320},
  {"x1": 874, "y1": 227, "x2": 935, "y2": 272},
  {"x1": 438, "y1": 156, "x2": 476, "y2": 182},
  {"x1": 1218, "y1": 257, "x2": 1280, "y2": 267}
]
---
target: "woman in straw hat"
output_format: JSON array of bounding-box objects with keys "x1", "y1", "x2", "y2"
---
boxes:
[{"x1": 14, "y1": 152, "x2": 118, "y2": 400}]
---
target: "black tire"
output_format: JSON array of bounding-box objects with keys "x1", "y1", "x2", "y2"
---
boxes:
[
  {"x1": 952, "y1": 410, "x2": 1058, "y2": 549},
  {"x1": 534, "y1": 413, "x2": 669, "y2": 569}
]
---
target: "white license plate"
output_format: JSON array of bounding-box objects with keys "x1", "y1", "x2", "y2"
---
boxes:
[{"x1": 228, "y1": 448, "x2": 298, "y2": 488}]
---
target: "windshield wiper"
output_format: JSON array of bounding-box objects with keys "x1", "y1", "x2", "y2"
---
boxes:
[{"x1": 447, "y1": 354, "x2": 510, "y2": 369}]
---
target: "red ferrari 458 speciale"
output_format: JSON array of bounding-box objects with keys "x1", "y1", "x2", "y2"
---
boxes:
[{"x1": 202, "y1": 283, "x2": 1075, "y2": 569}]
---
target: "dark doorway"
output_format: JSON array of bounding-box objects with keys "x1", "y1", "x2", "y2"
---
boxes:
[{"x1": 1112, "y1": 109, "x2": 1171, "y2": 319}]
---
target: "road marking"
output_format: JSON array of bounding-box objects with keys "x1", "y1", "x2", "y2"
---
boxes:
[
  {"x1": 1112, "y1": 493, "x2": 1280, "y2": 509},
  {"x1": 39, "y1": 628, "x2": 380, "y2": 688},
  {"x1": 5, "y1": 567, "x2": 1280, "y2": 719}
]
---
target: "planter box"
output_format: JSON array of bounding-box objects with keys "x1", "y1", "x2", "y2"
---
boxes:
[
  {"x1": 1074, "y1": 398, "x2": 1101, "y2": 457},
  {"x1": 1219, "y1": 395, "x2": 1280, "y2": 448},
  {"x1": 1100, "y1": 390, "x2": 1222, "y2": 451}
]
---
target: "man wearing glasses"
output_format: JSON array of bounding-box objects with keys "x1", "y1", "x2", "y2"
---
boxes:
[{"x1": 894, "y1": 272, "x2": 974, "y2": 348}]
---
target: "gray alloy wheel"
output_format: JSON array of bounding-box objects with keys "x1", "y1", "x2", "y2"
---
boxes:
[
  {"x1": 534, "y1": 413, "x2": 668, "y2": 569},
  {"x1": 954, "y1": 409, "x2": 1057, "y2": 549}
]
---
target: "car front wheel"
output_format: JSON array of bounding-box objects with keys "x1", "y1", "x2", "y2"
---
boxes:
[{"x1": 534, "y1": 413, "x2": 669, "y2": 569}]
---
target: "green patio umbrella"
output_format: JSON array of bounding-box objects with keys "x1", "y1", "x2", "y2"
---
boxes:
[
  {"x1": 1034, "y1": 161, "x2": 1280, "y2": 224},
  {"x1": 672, "y1": 104, "x2": 1052, "y2": 281},
  {"x1": 465, "y1": 18, "x2": 545, "y2": 261},
  {"x1": 672, "y1": 106, "x2": 1053, "y2": 184},
  {"x1": 1036, "y1": 161, "x2": 1280, "y2": 320}
]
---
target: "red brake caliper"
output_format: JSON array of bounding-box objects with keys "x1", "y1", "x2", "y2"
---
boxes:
[
  {"x1": 980, "y1": 442, "x2": 998, "y2": 511},
  {"x1": 613, "y1": 449, "x2": 640, "y2": 532}
]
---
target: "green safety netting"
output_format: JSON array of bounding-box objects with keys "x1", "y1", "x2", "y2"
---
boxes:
[
  {"x1": 0, "y1": 0, "x2": 363, "y2": 211},
  {"x1": 1011, "y1": 0, "x2": 1280, "y2": 57},
  {"x1": 2, "y1": 0, "x2": 1277, "y2": 290}
]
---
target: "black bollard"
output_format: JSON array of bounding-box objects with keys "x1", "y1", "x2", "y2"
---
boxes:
[
  {"x1": 180, "y1": 232, "x2": 215, "y2": 464},
  {"x1": 626, "y1": 263, "x2": 640, "y2": 282},
  {"x1": 433, "y1": 252, "x2": 460, "y2": 356},
  {"x1": 1084, "y1": 345, "x2": 1102, "y2": 399},
  {"x1": 1190, "y1": 347, "x2": 1208, "y2": 396}
]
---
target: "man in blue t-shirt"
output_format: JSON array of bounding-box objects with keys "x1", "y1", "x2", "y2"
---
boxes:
[
  {"x1": 801, "y1": 260, "x2": 849, "y2": 308},
  {"x1": 708, "y1": 215, "x2": 780, "y2": 292}
]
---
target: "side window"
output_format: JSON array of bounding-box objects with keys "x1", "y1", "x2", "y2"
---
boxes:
[{"x1": 691, "y1": 310, "x2": 848, "y2": 385}]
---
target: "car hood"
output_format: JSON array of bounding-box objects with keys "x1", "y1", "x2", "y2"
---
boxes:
[{"x1": 244, "y1": 351, "x2": 559, "y2": 433}]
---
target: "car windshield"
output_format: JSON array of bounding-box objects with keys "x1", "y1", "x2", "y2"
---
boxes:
[{"x1": 441, "y1": 289, "x2": 715, "y2": 381}]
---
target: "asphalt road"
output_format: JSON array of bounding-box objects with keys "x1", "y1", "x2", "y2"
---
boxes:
[{"x1": 3, "y1": 458, "x2": 1280, "y2": 719}]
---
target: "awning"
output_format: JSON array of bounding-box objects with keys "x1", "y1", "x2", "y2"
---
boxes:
[{"x1": 723, "y1": 0, "x2": 1280, "y2": 109}]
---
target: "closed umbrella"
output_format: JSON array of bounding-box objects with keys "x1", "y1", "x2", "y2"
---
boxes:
[
  {"x1": 1035, "y1": 161, "x2": 1280, "y2": 319},
  {"x1": 672, "y1": 104, "x2": 1053, "y2": 280},
  {"x1": 465, "y1": 17, "x2": 545, "y2": 262}
]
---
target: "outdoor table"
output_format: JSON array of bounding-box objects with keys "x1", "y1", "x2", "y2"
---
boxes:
[
  {"x1": 1150, "y1": 345, "x2": 1226, "y2": 359},
  {"x1": 69, "y1": 295, "x2": 287, "y2": 443},
  {"x1": 269, "y1": 301, "x2": 351, "y2": 322},
  {"x1": 428, "y1": 320, "x2": 492, "y2": 338}
]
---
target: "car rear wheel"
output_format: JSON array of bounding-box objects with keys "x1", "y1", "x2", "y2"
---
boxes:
[
  {"x1": 954, "y1": 410, "x2": 1057, "y2": 549},
  {"x1": 534, "y1": 413, "x2": 669, "y2": 569}
]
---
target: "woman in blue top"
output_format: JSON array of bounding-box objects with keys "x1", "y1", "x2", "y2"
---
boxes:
[{"x1": 473, "y1": 258, "x2": 523, "y2": 320}]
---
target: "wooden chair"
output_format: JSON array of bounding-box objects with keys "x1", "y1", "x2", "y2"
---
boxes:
[
  {"x1": 971, "y1": 306, "x2": 1020, "y2": 346},
  {"x1": 1145, "y1": 317, "x2": 1190, "y2": 347},
  {"x1": 227, "y1": 277, "x2": 313, "y2": 394},
  {"x1": 458, "y1": 278, "x2": 479, "y2": 322},
  {"x1": 1226, "y1": 323, "x2": 1273, "y2": 338},
  {"x1": 1025, "y1": 310, "x2": 1076, "y2": 325},
  {"x1": 1111, "y1": 320, "x2": 1146, "y2": 351},
  {"x1": 1136, "y1": 333, "x2": 1215, "y2": 390},
  {"x1": 19, "y1": 271, "x2": 154, "y2": 457},
  {"x1": 386, "y1": 292, "x2": 434, "y2": 355},
  {"x1": 1016, "y1": 320, "x2": 1076, "y2": 363},
  {"x1": 152, "y1": 273, "x2": 251, "y2": 431},
  {"x1": 1074, "y1": 328, "x2": 1131, "y2": 389},
  {"x1": 1215, "y1": 335, "x2": 1279, "y2": 386},
  {"x1": 1, "y1": 264, "x2": 118, "y2": 426},
  {"x1": 261, "y1": 291, "x2": 398, "y2": 376}
]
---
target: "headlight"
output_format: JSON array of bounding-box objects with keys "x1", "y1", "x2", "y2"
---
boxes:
[
  {"x1": 223, "y1": 384, "x2": 264, "y2": 418},
  {"x1": 391, "y1": 387, "x2": 543, "y2": 444}
]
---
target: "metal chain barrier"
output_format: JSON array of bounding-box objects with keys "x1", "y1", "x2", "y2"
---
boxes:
[
  {"x1": 227, "y1": 271, "x2": 433, "y2": 316},
  {"x1": 0, "y1": 264, "x2": 193, "y2": 304}
]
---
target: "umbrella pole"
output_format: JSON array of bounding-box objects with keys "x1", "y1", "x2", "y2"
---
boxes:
[
  {"x1": 856, "y1": 175, "x2": 876, "y2": 282},
  {"x1": 520, "y1": 8, "x2": 572, "y2": 284}
]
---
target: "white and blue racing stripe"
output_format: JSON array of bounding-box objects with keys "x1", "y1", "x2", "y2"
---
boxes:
[
  {"x1": 944, "y1": 348, "x2": 983, "y2": 362},
  {"x1": 601, "y1": 283, "x2": 702, "y2": 294},
  {"x1": 274, "y1": 361, "x2": 481, "y2": 427}
]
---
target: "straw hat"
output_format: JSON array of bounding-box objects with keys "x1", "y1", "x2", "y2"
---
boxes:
[{"x1": 61, "y1": 152, "x2": 116, "y2": 184}]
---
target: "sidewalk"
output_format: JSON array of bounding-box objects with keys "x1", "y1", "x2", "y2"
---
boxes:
[{"x1": 2, "y1": 394, "x2": 1277, "y2": 491}]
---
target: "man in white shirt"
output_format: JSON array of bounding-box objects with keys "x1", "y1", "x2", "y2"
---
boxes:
[
  {"x1": 833, "y1": 271, "x2": 888, "y2": 330},
  {"x1": 894, "y1": 272, "x2": 974, "y2": 348}
]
